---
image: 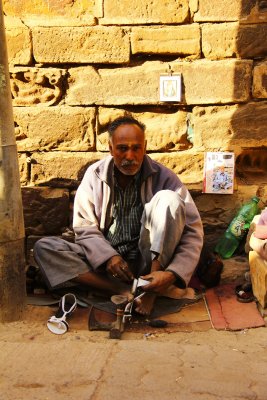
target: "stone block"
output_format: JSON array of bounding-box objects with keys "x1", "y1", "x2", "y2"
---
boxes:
[
  {"x1": 195, "y1": 0, "x2": 242, "y2": 21},
  {"x1": 32, "y1": 26, "x2": 130, "y2": 64},
  {"x1": 101, "y1": 0, "x2": 189, "y2": 24},
  {"x1": 235, "y1": 149, "x2": 267, "y2": 186},
  {"x1": 30, "y1": 152, "x2": 104, "y2": 187},
  {"x1": 66, "y1": 63, "x2": 162, "y2": 105},
  {"x1": 131, "y1": 25, "x2": 200, "y2": 57},
  {"x1": 66, "y1": 60, "x2": 252, "y2": 106},
  {"x1": 10, "y1": 67, "x2": 66, "y2": 106},
  {"x1": 202, "y1": 22, "x2": 238, "y2": 59},
  {"x1": 195, "y1": 0, "x2": 267, "y2": 23},
  {"x1": 253, "y1": 61, "x2": 267, "y2": 98},
  {"x1": 14, "y1": 106, "x2": 96, "y2": 152},
  {"x1": 240, "y1": 0, "x2": 267, "y2": 24},
  {"x1": 193, "y1": 102, "x2": 267, "y2": 150},
  {"x1": 195, "y1": 194, "x2": 244, "y2": 241},
  {"x1": 175, "y1": 59, "x2": 252, "y2": 105},
  {"x1": 18, "y1": 153, "x2": 29, "y2": 186},
  {"x1": 22, "y1": 16, "x2": 96, "y2": 27},
  {"x1": 22, "y1": 187, "x2": 69, "y2": 235},
  {"x1": 202, "y1": 23, "x2": 267, "y2": 59},
  {"x1": 4, "y1": 16, "x2": 31, "y2": 65},
  {"x1": 241, "y1": 23, "x2": 267, "y2": 57},
  {"x1": 249, "y1": 250, "x2": 267, "y2": 308},
  {"x1": 221, "y1": 256, "x2": 250, "y2": 283},
  {"x1": 149, "y1": 151, "x2": 204, "y2": 185},
  {"x1": 30, "y1": 150, "x2": 203, "y2": 188},
  {"x1": 97, "y1": 107, "x2": 189, "y2": 151},
  {"x1": 3, "y1": 0, "x2": 101, "y2": 19}
]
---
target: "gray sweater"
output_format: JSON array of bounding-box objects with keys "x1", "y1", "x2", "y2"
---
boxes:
[{"x1": 73, "y1": 155, "x2": 203, "y2": 286}]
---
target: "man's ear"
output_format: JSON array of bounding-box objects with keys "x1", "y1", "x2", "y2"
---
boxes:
[{"x1": 144, "y1": 140, "x2": 147, "y2": 152}]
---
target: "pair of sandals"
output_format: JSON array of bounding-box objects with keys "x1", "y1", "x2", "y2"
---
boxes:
[
  {"x1": 235, "y1": 283, "x2": 255, "y2": 303},
  {"x1": 47, "y1": 293, "x2": 77, "y2": 335}
]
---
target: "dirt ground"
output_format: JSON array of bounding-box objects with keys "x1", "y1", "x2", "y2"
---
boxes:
[{"x1": 0, "y1": 303, "x2": 266, "y2": 400}]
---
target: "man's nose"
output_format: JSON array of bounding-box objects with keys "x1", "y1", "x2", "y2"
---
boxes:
[{"x1": 125, "y1": 149, "x2": 135, "y2": 159}]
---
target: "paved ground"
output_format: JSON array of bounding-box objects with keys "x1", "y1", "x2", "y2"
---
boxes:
[{"x1": 0, "y1": 305, "x2": 266, "y2": 400}]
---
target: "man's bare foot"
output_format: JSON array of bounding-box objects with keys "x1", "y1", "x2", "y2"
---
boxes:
[
  {"x1": 134, "y1": 293, "x2": 157, "y2": 316},
  {"x1": 160, "y1": 286, "x2": 196, "y2": 300}
]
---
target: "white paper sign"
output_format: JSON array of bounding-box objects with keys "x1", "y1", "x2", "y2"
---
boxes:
[{"x1": 159, "y1": 75, "x2": 181, "y2": 102}]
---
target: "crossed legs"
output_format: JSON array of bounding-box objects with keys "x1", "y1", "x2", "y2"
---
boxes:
[
  {"x1": 34, "y1": 237, "x2": 131, "y2": 296},
  {"x1": 34, "y1": 190, "x2": 188, "y2": 315}
]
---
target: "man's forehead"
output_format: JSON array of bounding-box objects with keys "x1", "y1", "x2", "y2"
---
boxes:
[
  {"x1": 112, "y1": 124, "x2": 145, "y2": 142},
  {"x1": 115, "y1": 141, "x2": 142, "y2": 146}
]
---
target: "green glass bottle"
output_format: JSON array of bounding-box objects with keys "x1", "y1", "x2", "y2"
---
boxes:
[{"x1": 215, "y1": 197, "x2": 260, "y2": 259}]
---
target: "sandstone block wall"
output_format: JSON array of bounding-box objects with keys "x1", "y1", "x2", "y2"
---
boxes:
[{"x1": 3, "y1": 0, "x2": 267, "y2": 257}]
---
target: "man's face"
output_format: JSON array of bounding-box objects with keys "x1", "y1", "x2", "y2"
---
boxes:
[{"x1": 109, "y1": 124, "x2": 146, "y2": 176}]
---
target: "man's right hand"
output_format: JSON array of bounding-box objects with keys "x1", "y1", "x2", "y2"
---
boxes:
[{"x1": 106, "y1": 255, "x2": 134, "y2": 282}]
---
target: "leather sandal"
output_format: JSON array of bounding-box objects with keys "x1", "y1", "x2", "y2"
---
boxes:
[
  {"x1": 47, "y1": 293, "x2": 77, "y2": 334},
  {"x1": 235, "y1": 283, "x2": 255, "y2": 303}
]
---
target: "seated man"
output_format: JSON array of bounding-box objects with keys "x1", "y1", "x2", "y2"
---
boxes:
[{"x1": 34, "y1": 115, "x2": 203, "y2": 315}]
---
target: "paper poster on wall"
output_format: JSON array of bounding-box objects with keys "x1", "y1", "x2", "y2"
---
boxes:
[
  {"x1": 159, "y1": 74, "x2": 181, "y2": 102},
  {"x1": 203, "y1": 152, "x2": 235, "y2": 194}
]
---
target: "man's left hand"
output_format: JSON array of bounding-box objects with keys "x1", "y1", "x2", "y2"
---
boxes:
[{"x1": 140, "y1": 271, "x2": 176, "y2": 294}]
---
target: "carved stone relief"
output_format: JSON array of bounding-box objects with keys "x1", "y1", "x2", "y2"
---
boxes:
[
  {"x1": 10, "y1": 67, "x2": 66, "y2": 106},
  {"x1": 236, "y1": 149, "x2": 267, "y2": 184}
]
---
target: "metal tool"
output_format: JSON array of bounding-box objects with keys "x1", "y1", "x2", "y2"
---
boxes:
[
  {"x1": 109, "y1": 295, "x2": 128, "y2": 339},
  {"x1": 109, "y1": 278, "x2": 150, "y2": 339}
]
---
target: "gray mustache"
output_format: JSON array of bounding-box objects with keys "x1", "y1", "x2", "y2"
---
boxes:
[{"x1": 121, "y1": 160, "x2": 139, "y2": 167}]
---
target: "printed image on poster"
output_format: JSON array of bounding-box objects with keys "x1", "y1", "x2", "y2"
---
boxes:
[{"x1": 203, "y1": 152, "x2": 235, "y2": 194}]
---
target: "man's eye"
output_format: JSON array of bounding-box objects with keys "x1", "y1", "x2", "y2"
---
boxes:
[{"x1": 118, "y1": 146, "x2": 128, "y2": 151}]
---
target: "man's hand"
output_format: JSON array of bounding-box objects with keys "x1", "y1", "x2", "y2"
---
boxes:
[
  {"x1": 141, "y1": 271, "x2": 176, "y2": 294},
  {"x1": 106, "y1": 255, "x2": 134, "y2": 282}
]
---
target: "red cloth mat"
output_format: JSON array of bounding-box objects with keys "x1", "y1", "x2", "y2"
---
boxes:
[{"x1": 204, "y1": 283, "x2": 265, "y2": 330}]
